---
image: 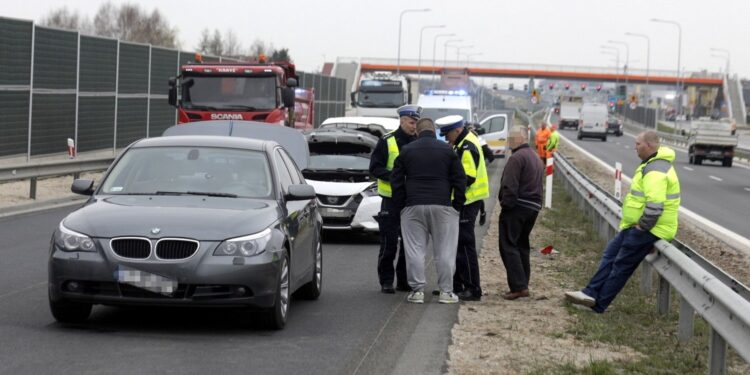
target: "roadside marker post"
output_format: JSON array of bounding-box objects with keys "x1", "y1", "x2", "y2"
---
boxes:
[
  {"x1": 67, "y1": 138, "x2": 76, "y2": 159},
  {"x1": 545, "y1": 157, "x2": 553, "y2": 208},
  {"x1": 614, "y1": 162, "x2": 622, "y2": 200}
]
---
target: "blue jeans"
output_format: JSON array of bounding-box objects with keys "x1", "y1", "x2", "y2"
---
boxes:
[{"x1": 582, "y1": 227, "x2": 658, "y2": 313}]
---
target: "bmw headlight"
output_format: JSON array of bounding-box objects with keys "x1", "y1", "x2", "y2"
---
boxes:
[
  {"x1": 214, "y1": 228, "x2": 272, "y2": 257},
  {"x1": 362, "y1": 183, "x2": 378, "y2": 197},
  {"x1": 55, "y1": 222, "x2": 96, "y2": 252}
]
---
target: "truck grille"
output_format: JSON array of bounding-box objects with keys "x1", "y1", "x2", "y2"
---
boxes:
[
  {"x1": 156, "y1": 239, "x2": 199, "y2": 260},
  {"x1": 111, "y1": 238, "x2": 151, "y2": 259}
]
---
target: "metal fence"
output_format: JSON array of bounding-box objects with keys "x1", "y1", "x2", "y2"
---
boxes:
[
  {"x1": 617, "y1": 104, "x2": 657, "y2": 128},
  {"x1": 0, "y1": 16, "x2": 345, "y2": 160}
]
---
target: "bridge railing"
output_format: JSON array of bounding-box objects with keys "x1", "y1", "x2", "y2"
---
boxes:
[
  {"x1": 554, "y1": 150, "x2": 750, "y2": 374},
  {"x1": 342, "y1": 56, "x2": 722, "y2": 79}
]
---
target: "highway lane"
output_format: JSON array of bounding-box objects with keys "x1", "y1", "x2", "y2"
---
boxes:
[
  {"x1": 0, "y1": 160, "x2": 504, "y2": 375},
  {"x1": 549, "y1": 113, "x2": 750, "y2": 240}
]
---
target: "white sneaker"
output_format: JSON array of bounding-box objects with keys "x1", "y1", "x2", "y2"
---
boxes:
[
  {"x1": 438, "y1": 291, "x2": 459, "y2": 304},
  {"x1": 407, "y1": 291, "x2": 425, "y2": 304},
  {"x1": 564, "y1": 291, "x2": 596, "y2": 307}
]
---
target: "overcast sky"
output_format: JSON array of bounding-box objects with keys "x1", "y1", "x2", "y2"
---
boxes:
[{"x1": 4, "y1": 0, "x2": 749, "y2": 78}]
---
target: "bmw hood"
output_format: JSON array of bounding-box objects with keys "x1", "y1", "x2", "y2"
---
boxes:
[
  {"x1": 307, "y1": 180, "x2": 374, "y2": 196},
  {"x1": 62, "y1": 195, "x2": 281, "y2": 241}
]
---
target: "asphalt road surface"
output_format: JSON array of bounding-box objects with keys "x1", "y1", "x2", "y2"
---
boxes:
[
  {"x1": 0, "y1": 161, "x2": 504, "y2": 375},
  {"x1": 550, "y1": 113, "x2": 750, "y2": 240}
]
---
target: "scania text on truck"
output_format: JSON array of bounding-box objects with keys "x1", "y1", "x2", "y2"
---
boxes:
[
  {"x1": 350, "y1": 72, "x2": 411, "y2": 118},
  {"x1": 168, "y1": 57, "x2": 314, "y2": 130}
]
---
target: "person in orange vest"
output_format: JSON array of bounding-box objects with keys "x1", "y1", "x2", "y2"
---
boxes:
[{"x1": 535, "y1": 122, "x2": 551, "y2": 164}]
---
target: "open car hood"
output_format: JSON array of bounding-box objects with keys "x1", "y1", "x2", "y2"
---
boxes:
[
  {"x1": 163, "y1": 120, "x2": 310, "y2": 169},
  {"x1": 306, "y1": 128, "x2": 378, "y2": 154}
]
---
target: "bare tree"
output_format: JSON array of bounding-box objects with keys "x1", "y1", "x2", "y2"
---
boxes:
[
  {"x1": 40, "y1": 6, "x2": 92, "y2": 32},
  {"x1": 271, "y1": 48, "x2": 291, "y2": 62},
  {"x1": 208, "y1": 29, "x2": 224, "y2": 56},
  {"x1": 223, "y1": 30, "x2": 241, "y2": 57},
  {"x1": 91, "y1": 2, "x2": 177, "y2": 47},
  {"x1": 248, "y1": 39, "x2": 268, "y2": 59},
  {"x1": 196, "y1": 28, "x2": 211, "y2": 54}
]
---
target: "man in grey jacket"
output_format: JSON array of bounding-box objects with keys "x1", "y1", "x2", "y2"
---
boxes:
[
  {"x1": 498, "y1": 126, "x2": 544, "y2": 300},
  {"x1": 391, "y1": 118, "x2": 467, "y2": 304}
]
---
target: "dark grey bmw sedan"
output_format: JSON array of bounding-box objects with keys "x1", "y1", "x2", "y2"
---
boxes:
[{"x1": 48, "y1": 122, "x2": 322, "y2": 329}]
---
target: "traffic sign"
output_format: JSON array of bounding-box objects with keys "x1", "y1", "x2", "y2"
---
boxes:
[
  {"x1": 531, "y1": 96, "x2": 538, "y2": 104},
  {"x1": 629, "y1": 102, "x2": 637, "y2": 110}
]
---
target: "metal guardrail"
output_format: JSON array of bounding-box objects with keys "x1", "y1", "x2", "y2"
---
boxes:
[
  {"x1": 0, "y1": 157, "x2": 114, "y2": 199},
  {"x1": 554, "y1": 152, "x2": 750, "y2": 373}
]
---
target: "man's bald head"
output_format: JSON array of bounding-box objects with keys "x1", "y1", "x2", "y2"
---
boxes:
[
  {"x1": 416, "y1": 118, "x2": 435, "y2": 134},
  {"x1": 508, "y1": 125, "x2": 529, "y2": 150},
  {"x1": 635, "y1": 130, "x2": 660, "y2": 161}
]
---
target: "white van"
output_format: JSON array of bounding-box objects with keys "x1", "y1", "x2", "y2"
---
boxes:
[
  {"x1": 418, "y1": 90, "x2": 474, "y2": 141},
  {"x1": 478, "y1": 112, "x2": 511, "y2": 157},
  {"x1": 577, "y1": 103, "x2": 608, "y2": 141}
]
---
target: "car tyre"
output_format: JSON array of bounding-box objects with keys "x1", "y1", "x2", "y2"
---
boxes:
[
  {"x1": 264, "y1": 253, "x2": 290, "y2": 330},
  {"x1": 722, "y1": 157, "x2": 733, "y2": 167},
  {"x1": 49, "y1": 297, "x2": 92, "y2": 323},
  {"x1": 688, "y1": 154, "x2": 694, "y2": 164},
  {"x1": 617, "y1": 131, "x2": 623, "y2": 137},
  {"x1": 577, "y1": 132, "x2": 583, "y2": 140},
  {"x1": 602, "y1": 135, "x2": 607, "y2": 142},
  {"x1": 695, "y1": 156, "x2": 703, "y2": 165},
  {"x1": 297, "y1": 239, "x2": 322, "y2": 300}
]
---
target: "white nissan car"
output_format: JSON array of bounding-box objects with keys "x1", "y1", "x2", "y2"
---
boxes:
[{"x1": 302, "y1": 126, "x2": 382, "y2": 232}]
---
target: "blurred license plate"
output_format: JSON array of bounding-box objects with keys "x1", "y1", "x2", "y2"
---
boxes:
[
  {"x1": 115, "y1": 265, "x2": 177, "y2": 295},
  {"x1": 319, "y1": 207, "x2": 350, "y2": 218}
]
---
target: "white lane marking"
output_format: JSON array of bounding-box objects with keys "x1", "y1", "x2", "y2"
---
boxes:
[
  {"x1": 624, "y1": 145, "x2": 630, "y2": 149},
  {"x1": 616, "y1": 142, "x2": 621, "y2": 145},
  {"x1": 683, "y1": 166, "x2": 694, "y2": 171},
  {"x1": 745, "y1": 187, "x2": 750, "y2": 192},
  {"x1": 709, "y1": 175, "x2": 723, "y2": 182},
  {"x1": 559, "y1": 132, "x2": 749, "y2": 255}
]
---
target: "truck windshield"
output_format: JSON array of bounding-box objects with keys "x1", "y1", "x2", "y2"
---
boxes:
[
  {"x1": 182, "y1": 76, "x2": 277, "y2": 110},
  {"x1": 421, "y1": 108, "x2": 470, "y2": 121},
  {"x1": 357, "y1": 91, "x2": 405, "y2": 108}
]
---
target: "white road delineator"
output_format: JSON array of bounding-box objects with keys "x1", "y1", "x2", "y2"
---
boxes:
[
  {"x1": 545, "y1": 157, "x2": 553, "y2": 208},
  {"x1": 614, "y1": 162, "x2": 622, "y2": 200}
]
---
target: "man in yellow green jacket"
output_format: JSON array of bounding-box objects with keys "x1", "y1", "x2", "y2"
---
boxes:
[{"x1": 565, "y1": 130, "x2": 680, "y2": 313}]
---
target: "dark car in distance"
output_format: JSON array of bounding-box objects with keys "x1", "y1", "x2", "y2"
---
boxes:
[
  {"x1": 48, "y1": 121, "x2": 322, "y2": 329},
  {"x1": 606, "y1": 116, "x2": 623, "y2": 136}
]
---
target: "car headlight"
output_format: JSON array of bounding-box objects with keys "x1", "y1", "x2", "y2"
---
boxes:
[
  {"x1": 55, "y1": 222, "x2": 96, "y2": 252},
  {"x1": 214, "y1": 228, "x2": 272, "y2": 257},
  {"x1": 362, "y1": 183, "x2": 378, "y2": 197}
]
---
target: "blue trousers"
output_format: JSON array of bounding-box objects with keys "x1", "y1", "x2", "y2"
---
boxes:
[{"x1": 582, "y1": 227, "x2": 658, "y2": 313}]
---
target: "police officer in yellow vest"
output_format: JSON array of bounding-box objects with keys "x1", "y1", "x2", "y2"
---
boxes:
[
  {"x1": 566, "y1": 130, "x2": 680, "y2": 313},
  {"x1": 437, "y1": 115, "x2": 490, "y2": 301},
  {"x1": 369, "y1": 105, "x2": 419, "y2": 294}
]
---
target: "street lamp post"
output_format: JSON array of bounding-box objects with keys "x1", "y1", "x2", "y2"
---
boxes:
[
  {"x1": 397, "y1": 8, "x2": 430, "y2": 75},
  {"x1": 601, "y1": 45, "x2": 621, "y2": 89},
  {"x1": 710, "y1": 48, "x2": 730, "y2": 75},
  {"x1": 607, "y1": 40, "x2": 630, "y2": 85},
  {"x1": 651, "y1": 18, "x2": 682, "y2": 114},
  {"x1": 417, "y1": 25, "x2": 445, "y2": 79},
  {"x1": 431, "y1": 33, "x2": 456, "y2": 88},
  {"x1": 465, "y1": 52, "x2": 482, "y2": 65},
  {"x1": 625, "y1": 32, "x2": 650, "y2": 98},
  {"x1": 443, "y1": 39, "x2": 463, "y2": 68},
  {"x1": 455, "y1": 45, "x2": 474, "y2": 65}
]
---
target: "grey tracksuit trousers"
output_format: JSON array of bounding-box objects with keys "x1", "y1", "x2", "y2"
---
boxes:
[{"x1": 400, "y1": 205, "x2": 460, "y2": 293}]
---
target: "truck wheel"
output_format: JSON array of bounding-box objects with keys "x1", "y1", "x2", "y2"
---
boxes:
[
  {"x1": 577, "y1": 133, "x2": 582, "y2": 140},
  {"x1": 601, "y1": 135, "x2": 607, "y2": 142},
  {"x1": 722, "y1": 157, "x2": 733, "y2": 167},
  {"x1": 695, "y1": 156, "x2": 703, "y2": 165},
  {"x1": 688, "y1": 154, "x2": 694, "y2": 164}
]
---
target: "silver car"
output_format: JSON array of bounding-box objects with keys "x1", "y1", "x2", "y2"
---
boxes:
[{"x1": 48, "y1": 121, "x2": 322, "y2": 330}]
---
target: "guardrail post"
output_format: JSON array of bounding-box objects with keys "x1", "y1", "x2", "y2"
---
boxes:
[
  {"x1": 73, "y1": 172, "x2": 80, "y2": 180},
  {"x1": 708, "y1": 327, "x2": 727, "y2": 375},
  {"x1": 678, "y1": 296, "x2": 694, "y2": 342},
  {"x1": 657, "y1": 275, "x2": 670, "y2": 315},
  {"x1": 30, "y1": 177, "x2": 37, "y2": 200},
  {"x1": 640, "y1": 262, "x2": 653, "y2": 294}
]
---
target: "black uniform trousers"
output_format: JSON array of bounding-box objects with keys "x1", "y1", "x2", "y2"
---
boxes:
[
  {"x1": 377, "y1": 197, "x2": 407, "y2": 288},
  {"x1": 498, "y1": 205, "x2": 539, "y2": 293},
  {"x1": 453, "y1": 200, "x2": 482, "y2": 296}
]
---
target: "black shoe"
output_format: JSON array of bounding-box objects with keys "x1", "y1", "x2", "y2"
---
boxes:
[
  {"x1": 479, "y1": 211, "x2": 487, "y2": 226},
  {"x1": 381, "y1": 285, "x2": 395, "y2": 294},
  {"x1": 457, "y1": 290, "x2": 481, "y2": 301},
  {"x1": 395, "y1": 284, "x2": 411, "y2": 292}
]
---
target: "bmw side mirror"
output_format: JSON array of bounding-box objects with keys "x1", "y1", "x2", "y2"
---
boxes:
[
  {"x1": 286, "y1": 184, "x2": 315, "y2": 200},
  {"x1": 71, "y1": 179, "x2": 95, "y2": 196}
]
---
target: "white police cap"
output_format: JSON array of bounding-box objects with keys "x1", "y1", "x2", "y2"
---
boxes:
[
  {"x1": 397, "y1": 105, "x2": 422, "y2": 120},
  {"x1": 435, "y1": 115, "x2": 465, "y2": 135}
]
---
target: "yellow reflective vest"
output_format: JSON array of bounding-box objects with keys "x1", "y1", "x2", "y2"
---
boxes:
[
  {"x1": 620, "y1": 146, "x2": 681, "y2": 240},
  {"x1": 377, "y1": 133, "x2": 400, "y2": 197},
  {"x1": 456, "y1": 132, "x2": 490, "y2": 204}
]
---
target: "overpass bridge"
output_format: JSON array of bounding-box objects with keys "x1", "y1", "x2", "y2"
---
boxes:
[{"x1": 338, "y1": 57, "x2": 724, "y2": 87}]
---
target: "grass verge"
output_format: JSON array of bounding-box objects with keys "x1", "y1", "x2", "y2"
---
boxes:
[{"x1": 531, "y1": 177, "x2": 747, "y2": 374}]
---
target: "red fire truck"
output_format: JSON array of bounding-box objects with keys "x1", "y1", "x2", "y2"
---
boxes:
[{"x1": 168, "y1": 57, "x2": 314, "y2": 130}]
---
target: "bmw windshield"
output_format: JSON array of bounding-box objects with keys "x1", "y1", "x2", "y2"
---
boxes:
[{"x1": 100, "y1": 146, "x2": 274, "y2": 199}]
